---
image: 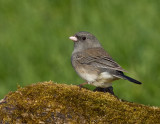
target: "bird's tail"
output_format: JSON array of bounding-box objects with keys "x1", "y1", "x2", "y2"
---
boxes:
[
  {"x1": 114, "y1": 72, "x2": 142, "y2": 84},
  {"x1": 121, "y1": 75, "x2": 142, "y2": 84}
]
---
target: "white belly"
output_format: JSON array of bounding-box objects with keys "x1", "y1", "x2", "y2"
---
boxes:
[
  {"x1": 92, "y1": 81, "x2": 112, "y2": 88},
  {"x1": 79, "y1": 71, "x2": 117, "y2": 88},
  {"x1": 94, "y1": 72, "x2": 117, "y2": 88},
  {"x1": 98, "y1": 72, "x2": 115, "y2": 82}
]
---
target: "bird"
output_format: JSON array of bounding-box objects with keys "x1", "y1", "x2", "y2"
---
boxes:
[{"x1": 69, "y1": 31, "x2": 141, "y2": 89}]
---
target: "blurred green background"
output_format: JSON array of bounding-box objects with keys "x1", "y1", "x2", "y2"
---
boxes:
[{"x1": 0, "y1": 0, "x2": 160, "y2": 106}]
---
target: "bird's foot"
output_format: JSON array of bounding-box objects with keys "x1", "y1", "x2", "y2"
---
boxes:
[{"x1": 93, "y1": 86, "x2": 115, "y2": 95}]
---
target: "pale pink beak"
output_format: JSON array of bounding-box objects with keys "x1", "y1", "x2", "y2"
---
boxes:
[{"x1": 69, "y1": 36, "x2": 78, "y2": 42}]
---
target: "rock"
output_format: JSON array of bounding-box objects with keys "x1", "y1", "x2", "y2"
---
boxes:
[{"x1": 0, "y1": 81, "x2": 160, "y2": 123}]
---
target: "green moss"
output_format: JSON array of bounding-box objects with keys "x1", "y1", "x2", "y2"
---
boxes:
[{"x1": 0, "y1": 81, "x2": 160, "y2": 123}]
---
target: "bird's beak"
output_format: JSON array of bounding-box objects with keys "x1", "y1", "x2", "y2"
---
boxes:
[{"x1": 69, "y1": 36, "x2": 78, "y2": 42}]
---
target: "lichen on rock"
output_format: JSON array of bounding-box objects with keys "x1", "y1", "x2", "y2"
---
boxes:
[{"x1": 0, "y1": 81, "x2": 160, "y2": 123}]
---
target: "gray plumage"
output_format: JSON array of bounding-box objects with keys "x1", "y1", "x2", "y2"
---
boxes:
[{"x1": 70, "y1": 31, "x2": 141, "y2": 88}]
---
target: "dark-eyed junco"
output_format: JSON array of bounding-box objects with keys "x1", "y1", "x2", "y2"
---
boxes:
[{"x1": 69, "y1": 31, "x2": 141, "y2": 88}]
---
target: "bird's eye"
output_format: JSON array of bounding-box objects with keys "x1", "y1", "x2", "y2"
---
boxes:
[{"x1": 82, "y1": 37, "x2": 86, "y2": 40}]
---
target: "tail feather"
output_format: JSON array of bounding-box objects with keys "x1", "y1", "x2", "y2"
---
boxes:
[
  {"x1": 114, "y1": 73, "x2": 142, "y2": 84},
  {"x1": 122, "y1": 75, "x2": 142, "y2": 84}
]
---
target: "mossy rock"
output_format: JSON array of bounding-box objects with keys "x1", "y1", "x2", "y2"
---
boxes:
[{"x1": 0, "y1": 81, "x2": 160, "y2": 123}]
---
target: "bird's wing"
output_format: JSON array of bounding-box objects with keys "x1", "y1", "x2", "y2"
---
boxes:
[{"x1": 77, "y1": 47, "x2": 127, "y2": 72}]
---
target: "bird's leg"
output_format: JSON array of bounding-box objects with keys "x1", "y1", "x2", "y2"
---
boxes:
[
  {"x1": 106, "y1": 86, "x2": 115, "y2": 95},
  {"x1": 78, "y1": 82, "x2": 88, "y2": 89}
]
